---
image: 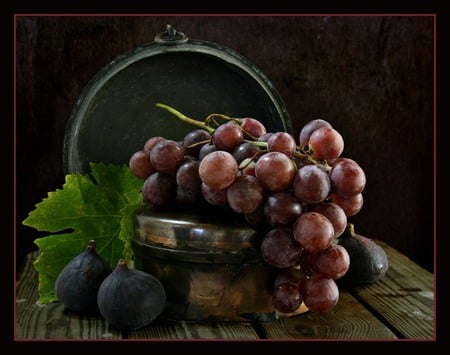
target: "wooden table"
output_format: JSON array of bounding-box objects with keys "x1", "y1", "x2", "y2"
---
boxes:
[{"x1": 15, "y1": 242, "x2": 434, "y2": 341}]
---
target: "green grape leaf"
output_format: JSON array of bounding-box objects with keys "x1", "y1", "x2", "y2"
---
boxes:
[{"x1": 22, "y1": 162, "x2": 143, "y2": 304}]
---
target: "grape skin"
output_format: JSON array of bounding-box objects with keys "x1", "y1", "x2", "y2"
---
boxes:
[
  {"x1": 313, "y1": 202, "x2": 347, "y2": 238},
  {"x1": 201, "y1": 183, "x2": 228, "y2": 207},
  {"x1": 227, "y1": 175, "x2": 264, "y2": 213},
  {"x1": 309, "y1": 126, "x2": 344, "y2": 163},
  {"x1": 129, "y1": 150, "x2": 155, "y2": 180},
  {"x1": 142, "y1": 172, "x2": 176, "y2": 209},
  {"x1": 212, "y1": 121, "x2": 243, "y2": 151},
  {"x1": 298, "y1": 119, "x2": 332, "y2": 148},
  {"x1": 198, "y1": 151, "x2": 238, "y2": 190},
  {"x1": 240, "y1": 117, "x2": 267, "y2": 139},
  {"x1": 261, "y1": 228, "x2": 303, "y2": 269},
  {"x1": 176, "y1": 160, "x2": 202, "y2": 193},
  {"x1": 293, "y1": 164, "x2": 331, "y2": 204},
  {"x1": 150, "y1": 139, "x2": 185, "y2": 175},
  {"x1": 272, "y1": 283, "x2": 302, "y2": 314},
  {"x1": 182, "y1": 129, "x2": 212, "y2": 157},
  {"x1": 232, "y1": 142, "x2": 261, "y2": 164},
  {"x1": 267, "y1": 132, "x2": 297, "y2": 157},
  {"x1": 254, "y1": 152, "x2": 295, "y2": 192},
  {"x1": 309, "y1": 244, "x2": 350, "y2": 279},
  {"x1": 143, "y1": 136, "x2": 165, "y2": 153},
  {"x1": 264, "y1": 192, "x2": 302, "y2": 227},
  {"x1": 330, "y1": 158, "x2": 366, "y2": 198},
  {"x1": 330, "y1": 192, "x2": 364, "y2": 217},
  {"x1": 301, "y1": 275, "x2": 339, "y2": 313},
  {"x1": 293, "y1": 212, "x2": 335, "y2": 252},
  {"x1": 274, "y1": 267, "x2": 305, "y2": 288}
]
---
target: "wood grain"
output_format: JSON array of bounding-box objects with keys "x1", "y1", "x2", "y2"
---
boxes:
[
  {"x1": 15, "y1": 247, "x2": 434, "y2": 340},
  {"x1": 348, "y1": 242, "x2": 434, "y2": 339},
  {"x1": 129, "y1": 320, "x2": 259, "y2": 340},
  {"x1": 259, "y1": 291, "x2": 397, "y2": 339}
]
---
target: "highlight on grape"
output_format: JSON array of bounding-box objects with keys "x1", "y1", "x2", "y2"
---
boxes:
[{"x1": 129, "y1": 103, "x2": 366, "y2": 314}]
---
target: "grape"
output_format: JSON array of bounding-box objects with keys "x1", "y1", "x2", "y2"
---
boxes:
[
  {"x1": 301, "y1": 275, "x2": 339, "y2": 313},
  {"x1": 267, "y1": 132, "x2": 297, "y2": 157},
  {"x1": 198, "y1": 151, "x2": 238, "y2": 189},
  {"x1": 254, "y1": 152, "x2": 295, "y2": 192},
  {"x1": 313, "y1": 202, "x2": 347, "y2": 238},
  {"x1": 143, "y1": 136, "x2": 165, "y2": 153},
  {"x1": 176, "y1": 160, "x2": 202, "y2": 193},
  {"x1": 258, "y1": 132, "x2": 273, "y2": 142},
  {"x1": 274, "y1": 267, "x2": 305, "y2": 288},
  {"x1": 272, "y1": 283, "x2": 302, "y2": 314},
  {"x1": 293, "y1": 164, "x2": 331, "y2": 204},
  {"x1": 244, "y1": 204, "x2": 266, "y2": 228},
  {"x1": 298, "y1": 119, "x2": 332, "y2": 148},
  {"x1": 309, "y1": 127, "x2": 344, "y2": 163},
  {"x1": 199, "y1": 143, "x2": 217, "y2": 160},
  {"x1": 309, "y1": 244, "x2": 350, "y2": 279},
  {"x1": 330, "y1": 158, "x2": 366, "y2": 198},
  {"x1": 260, "y1": 228, "x2": 303, "y2": 268},
  {"x1": 293, "y1": 212, "x2": 335, "y2": 252},
  {"x1": 150, "y1": 139, "x2": 185, "y2": 175},
  {"x1": 201, "y1": 183, "x2": 228, "y2": 207},
  {"x1": 175, "y1": 186, "x2": 201, "y2": 206},
  {"x1": 142, "y1": 172, "x2": 176, "y2": 209},
  {"x1": 239, "y1": 158, "x2": 256, "y2": 176},
  {"x1": 212, "y1": 121, "x2": 243, "y2": 151},
  {"x1": 232, "y1": 142, "x2": 261, "y2": 164},
  {"x1": 133, "y1": 104, "x2": 370, "y2": 315},
  {"x1": 240, "y1": 117, "x2": 267, "y2": 139},
  {"x1": 264, "y1": 192, "x2": 302, "y2": 227},
  {"x1": 182, "y1": 129, "x2": 212, "y2": 157},
  {"x1": 227, "y1": 175, "x2": 264, "y2": 213},
  {"x1": 129, "y1": 150, "x2": 155, "y2": 180},
  {"x1": 330, "y1": 192, "x2": 364, "y2": 217}
]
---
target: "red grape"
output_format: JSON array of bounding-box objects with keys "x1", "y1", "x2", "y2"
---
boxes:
[
  {"x1": 293, "y1": 212, "x2": 335, "y2": 252},
  {"x1": 261, "y1": 228, "x2": 303, "y2": 268},
  {"x1": 255, "y1": 152, "x2": 295, "y2": 192},
  {"x1": 198, "y1": 150, "x2": 238, "y2": 189},
  {"x1": 301, "y1": 275, "x2": 339, "y2": 313},
  {"x1": 227, "y1": 175, "x2": 264, "y2": 213},
  {"x1": 309, "y1": 127, "x2": 344, "y2": 162}
]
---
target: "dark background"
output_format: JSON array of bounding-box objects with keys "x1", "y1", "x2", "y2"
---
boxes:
[{"x1": 15, "y1": 15, "x2": 434, "y2": 273}]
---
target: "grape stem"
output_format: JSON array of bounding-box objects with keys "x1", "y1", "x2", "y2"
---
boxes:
[
  {"x1": 292, "y1": 150, "x2": 332, "y2": 172},
  {"x1": 155, "y1": 103, "x2": 215, "y2": 133},
  {"x1": 244, "y1": 140, "x2": 331, "y2": 172}
]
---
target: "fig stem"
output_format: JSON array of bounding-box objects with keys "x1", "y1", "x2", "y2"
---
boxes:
[
  {"x1": 341, "y1": 223, "x2": 356, "y2": 239},
  {"x1": 155, "y1": 103, "x2": 215, "y2": 133}
]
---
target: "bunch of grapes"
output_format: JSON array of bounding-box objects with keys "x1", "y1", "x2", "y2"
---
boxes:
[{"x1": 129, "y1": 103, "x2": 366, "y2": 315}]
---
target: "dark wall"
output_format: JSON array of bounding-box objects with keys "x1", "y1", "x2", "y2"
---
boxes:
[{"x1": 16, "y1": 16, "x2": 434, "y2": 272}]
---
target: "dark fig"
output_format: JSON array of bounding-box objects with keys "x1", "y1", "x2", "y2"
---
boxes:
[
  {"x1": 337, "y1": 224, "x2": 389, "y2": 286},
  {"x1": 55, "y1": 240, "x2": 112, "y2": 314},
  {"x1": 97, "y1": 259, "x2": 166, "y2": 330}
]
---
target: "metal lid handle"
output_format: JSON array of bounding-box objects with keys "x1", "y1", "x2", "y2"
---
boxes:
[{"x1": 154, "y1": 24, "x2": 189, "y2": 45}]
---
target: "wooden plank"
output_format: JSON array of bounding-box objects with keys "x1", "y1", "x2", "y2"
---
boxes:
[
  {"x1": 259, "y1": 290, "x2": 397, "y2": 339},
  {"x1": 129, "y1": 320, "x2": 260, "y2": 339},
  {"x1": 15, "y1": 251, "x2": 122, "y2": 340},
  {"x1": 348, "y1": 242, "x2": 434, "y2": 340}
]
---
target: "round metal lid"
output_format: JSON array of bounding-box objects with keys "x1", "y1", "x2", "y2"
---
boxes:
[
  {"x1": 133, "y1": 204, "x2": 263, "y2": 264},
  {"x1": 63, "y1": 25, "x2": 293, "y2": 175}
]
